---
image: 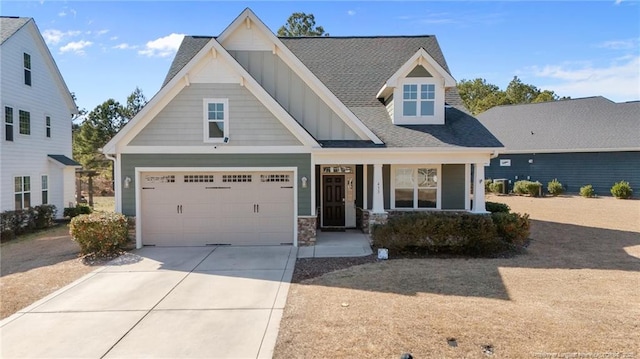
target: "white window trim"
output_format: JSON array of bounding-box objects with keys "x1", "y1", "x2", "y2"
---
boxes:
[
  {"x1": 24, "y1": 52, "x2": 32, "y2": 87},
  {"x1": 18, "y1": 109, "x2": 30, "y2": 136},
  {"x1": 202, "y1": 98, "x2": 229, "y2": 143},
  {"x1": 41, "y1": 174, "x2": 49, "y2": 205},
  {"x1": 15, "y1": 175, "x2": 31, "y2": 210},
  {"x1": 390, "y1": 164, "x2": 442, "y2": 210},
  {"x1": 393, "y1": 78, "x2": 444, "y2": 125},
  {"x1": 45, "y1": 115, "x2": 51, "y2": 138},
  {"x1": 4, "y1": 105, "x2": 14, "y2": 142}
]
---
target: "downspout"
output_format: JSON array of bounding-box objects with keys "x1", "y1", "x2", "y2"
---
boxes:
[{"x1": 103, "y1": 151, "x2": 121, "y2": 213}]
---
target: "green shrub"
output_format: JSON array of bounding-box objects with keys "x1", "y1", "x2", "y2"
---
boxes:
[
  {"x1": 486, "y1": 201, "x2": 510, "y2": 214},
  {"x1": 64, "y1": 205, "x2": 92, "y2": 218},
  {"x1": 513, "y1": 180, "x2": 542, "y2": 197},
  {"x1": 547, "y1": 179, "x2": 564, "y2": 196},
  {"x1": 34, "y1": 205, "x2": 57, "y2": 229},
  {"x1": 491, "y1": 212, "x2": 531, "y2": 247},
  {"x1": 579, "y1": 184, "x2": 596, "y2": 198},
  {"x1": 0, "y1": 206, "x2": 56, "y2": 241},
  {"x1": 371, "y1": 212, "x2": 508, "y2": 257},
  {"x1": 485, "y1": 179, "x2": 493, "y2": 193},
  {"x1": 489, "y1": 181, "x2": 504, "y2": 194},
  {"x1": 70, "y1": 212, "x2": 129, "y2": 256},
  {"x1": 610, "y1": 181, "x2": 633, "y2": 199}
]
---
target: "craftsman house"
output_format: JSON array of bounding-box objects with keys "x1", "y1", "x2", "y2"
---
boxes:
[
  {"x1": 0, "y1": 17, "x2": 79, "y2": 217},
  {"x1": 103, "y1": 9, "x2": 503, "y2": 247}
]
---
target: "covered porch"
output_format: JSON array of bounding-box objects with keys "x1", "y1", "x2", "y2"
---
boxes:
[{"x1": 296, "y1": 150, "x2": 491, "y2": 246}]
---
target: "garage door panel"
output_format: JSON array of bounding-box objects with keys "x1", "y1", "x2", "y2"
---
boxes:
[{"x1": 141, "y1": 170, "x2": 294, "y2": 246}]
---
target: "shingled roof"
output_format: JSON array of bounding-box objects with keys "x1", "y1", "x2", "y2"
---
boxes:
[
  {"x1": 162, "y1": 35, "x2": 503, "y2": 149},
  {"x1": 1, "y1": 16, "x2": 30, "y2": 44},
  {"x1": 477, "y1": 96, "x2": 640, "y2": 152}
]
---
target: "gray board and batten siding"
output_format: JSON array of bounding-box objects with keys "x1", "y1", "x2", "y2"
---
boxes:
[
  {"x1": 228, "y1": 50, "x2": 361, "y2": 141},
  {"x1": 441, "y1": 164, "x2": 466, "y2": 210},
  {"x1": 129, "y1": 83, "x2": 302, "y2": 146},
  {"x1": 486, "y1": 151, "x2": 640, "y2": 195},
  {"x1": 120, "y1": 153, "x2": 311, "y2": 216}
]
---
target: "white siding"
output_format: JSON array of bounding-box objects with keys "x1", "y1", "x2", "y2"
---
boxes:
[
  {"x1": 229, "y1": 50, "x2": 360, "y2": 141},
  {"x1": 129, "y1": 83, "x2": 302, "y2": 146},
  {"x1": 0, "y1": 21, "x2": 75, "y2": 216}
]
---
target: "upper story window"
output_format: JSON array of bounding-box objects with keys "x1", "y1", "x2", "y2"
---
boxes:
[
  {"x1": 19, "y1": 110, "x2": 30, "y2": 135},
  {"x1": 402, "y1": 84, "x2": 435, "y2": 117},
  {"x1": 24, "y1": 53, "x2": 32, "y2": 86},
  {"x1": 5, "y1": 106, "x2": 14, "y2": 141},
  {"x1": 45, "y1": 116, "x2": 51, "y2": 138},
  {"x1": 393, "y1": 77, "x2": 442, "y2": 125},
  {"x1": 203, "y1": 98, "x2": 229, "y2": 143}
]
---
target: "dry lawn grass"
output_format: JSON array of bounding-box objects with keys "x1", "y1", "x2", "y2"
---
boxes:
[
  {"x1": 0, "y1": 224, "x2": 99, "y2": 319},
  {"x1": 275, "y1": 195, "x2": 640, "y2": 358}
]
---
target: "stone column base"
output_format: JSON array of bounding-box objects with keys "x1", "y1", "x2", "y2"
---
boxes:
[{"x1": 297, "y1": 216, "x2": 317, "y2": 246}]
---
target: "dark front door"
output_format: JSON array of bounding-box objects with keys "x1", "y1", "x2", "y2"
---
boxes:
[{"x1": 323, "y1": 175, "x2": 345, "y2": 226}]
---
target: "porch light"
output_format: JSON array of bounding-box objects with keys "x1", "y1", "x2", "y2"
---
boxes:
[
  {"x1": 124, "y1": 176, "x2": 132, "y2": 189},
  {"x1": 301, "y1": 176, "x2": 308, "y2": 188}
]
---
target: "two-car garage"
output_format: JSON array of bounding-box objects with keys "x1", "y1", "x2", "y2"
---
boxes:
[{"x1": 139, "y1": 170, "x2": 295, "y2": 246}]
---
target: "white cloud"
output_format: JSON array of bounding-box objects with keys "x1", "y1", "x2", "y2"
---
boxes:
[
  {"x1": 615, "y1": 0, "x2": 623, "y2": 4},
  {"x1": 138, "y1": 33, "x2": 184, "y2": 58},
  {"x1": 347, "y1": 10, "x2": 356, "y2": 16},
  {"x1": 113, "y1": 43, "x2": 137, "y2": 50},
  {"x1": 96, "y1": 29, "x2": 109, "y2": 36},
  {"x1": 59, "y1": 40, "x2": 93, "y2": 55},
  {"x1": 110, "y1": 36, "x2": 119, "y2": 41},
  {"x1": 529, "y1": 56, "x2": 640, "y2": 102},
  {"x1": 58, "y1": 11, "x2": 66, "y2": 17},
  {"x1": 597, "y1": 38, "x2": 639, "y2": 50},
  {"x1": 42, "y1": 29, "x2": 81, "y2": 45}
]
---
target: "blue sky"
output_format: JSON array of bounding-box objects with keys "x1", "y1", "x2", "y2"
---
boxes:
[{"x1": 3, "y1": 1, "x2": 639, "y2": 113}]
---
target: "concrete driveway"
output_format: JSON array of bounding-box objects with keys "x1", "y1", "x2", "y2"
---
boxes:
[{"x1": 0, "y1": 245, "x2": 295, "y2": 358}]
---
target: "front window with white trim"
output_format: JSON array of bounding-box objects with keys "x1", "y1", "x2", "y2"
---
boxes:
[
  {"x1": 392, "y1": 166, "x2": 438, "y2": 209},
  {"x1": 42, "y1": 175, "x2": 48, "y2": 204},
  {"x1": 203, "y1": 98, "x2": 229, "y2": 143},
  {"x1": 15, "y1": 176, "x2": 31, "y2": 210}
]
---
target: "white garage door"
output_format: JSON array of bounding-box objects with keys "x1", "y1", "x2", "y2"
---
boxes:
[{"x1": 140, "y1": 171, "x2": 294, "y2": 246}]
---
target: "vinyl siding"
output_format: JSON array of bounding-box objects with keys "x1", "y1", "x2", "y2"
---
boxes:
[
  {"x1": 486, "y1": 151, "x2": 640, "y2": 195},
  {"x1": 0, "y1": 22, "x2": 75, "y2": 215},
  {"x1": 120, "y1": 153, "x2": 311, "y2": 216},
  {"x1": 228, "y1": 50, "x2": 360, "y2": 141},
  {"x1": 441, "y1": 164, "x2": 465, "y2": 209},
  {"x1": 129, "y1": 83, "x2": 301, "y2": 146}
]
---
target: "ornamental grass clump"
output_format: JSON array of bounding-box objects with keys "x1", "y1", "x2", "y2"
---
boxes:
[
  {"x1": 580, "y1": 184, "x2": 596, "y2": 198},
  {"x1": 610, "y1": 181, "x2": 633, "y2": 199},
  {"x1": 547, "y1": 178, "x2": 564, "y2": 197},
  {"x1": 513, "y1": 180, "x2": 542, "y2": 197},
  {"x1": 70, "y1": 212, "x2": 129, "y2": 256}
]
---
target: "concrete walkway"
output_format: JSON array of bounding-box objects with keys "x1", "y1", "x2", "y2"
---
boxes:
[
  {"x1": 298, "y1": 230, "x2": 373, "y2": 258},
  {"x1": 0, "y1": 246, "x2": 295, "y2": 359}
]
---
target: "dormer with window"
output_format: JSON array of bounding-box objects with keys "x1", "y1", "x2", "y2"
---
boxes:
[{"x1": 377, "y1": 48, "x2": 456, "y2": 125}]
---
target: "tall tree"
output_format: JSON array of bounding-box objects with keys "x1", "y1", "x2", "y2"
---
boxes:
[
  {"x1": 122, "y1": 86, "x2": 147, "y2": 119},
  {"x1": 72, "y1": 87, "x2": 147, "y2": 170},
  {"x1": 73, "y1": 99, "x2": 126, "y2": 170},
  {"x1": 458, "y1": 76, "x2": 569, "y2": 115},
  {"x1": 277, "y1": 12, "x2": 328, "y2": 36},
  {"x1": 457, "y1": 78, "x2": 509, "y2": 115}
]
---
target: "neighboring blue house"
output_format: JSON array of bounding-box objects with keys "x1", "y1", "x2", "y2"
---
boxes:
[{"x1": 477, "y1": 96, "x2": 640, "y2": 195}]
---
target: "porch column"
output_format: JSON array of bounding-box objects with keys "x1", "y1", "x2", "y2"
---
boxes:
[
  {"x1": 371, "y1": 163, "x2": 385, "y2": 213},
  {"x1": 472, "y1": 163, "x2": 488, "y2": 213}
]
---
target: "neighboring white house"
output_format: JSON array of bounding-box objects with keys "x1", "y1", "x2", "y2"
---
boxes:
[
  {"x1": 0, "y1": 16, "x2": 79, "y2": 217},
  {"x1": 103, "y1": 9, "x2": 503, "y2": 248}
]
